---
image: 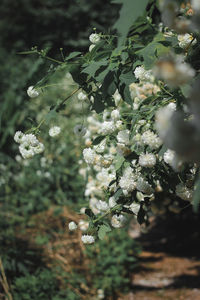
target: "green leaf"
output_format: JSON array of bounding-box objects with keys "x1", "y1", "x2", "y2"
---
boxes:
[
  {"x1": 82, "y1": 60, "x2": 108, "y2": 78},
  {"x1": 114, "y1": 189, "x2": 123, "y2": 200},
  {"x1": 137, "y1": 206, "x2": 145, "y2": 225},
  {"x1": 92, "y1": 135, "x2": 106, "y2": 145},
  {"x1": 45, "y1": 110, "x2": 57, "y2": 123},
  {"x1": 113, "y1": 0, "x2": 149, "y2": 46},
  {"x1": 101, "y1": 71, "x2": 117, "y2": 97},
  {"x1": 193, "y1": 175, "x2": 200, "y2": 213},
  {"x1": 92, "y1": 93, "x2": 106, "y2": 113},
  {"x1": 118, "y1": 83, "x2": 132, "y2": 105},
  {"x1": 180, "y1": 84, "x2": 191, "y2": 98},
  {"x1": 158, "y1": 144, "x2": 168, "y2": 158},
  {"x1": 85, "y1": 208, "x2": 96, "y2": 219},
  {"x1": 65, "y1": 51, "x2": 82, "y2": 61},
  {"x1": 136, "y1": 33, "x2": 170, "y2": 69},
  {"x1": 98, "y1": 224, "x2": 111, "y2": 240},
  {"x1": 114, "y1": 154, "x2": 125, "y2": 171}
]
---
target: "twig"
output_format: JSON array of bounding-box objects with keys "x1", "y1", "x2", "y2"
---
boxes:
[{"x1": 0, "y1": 257, "x2": 13, "y2": 300}]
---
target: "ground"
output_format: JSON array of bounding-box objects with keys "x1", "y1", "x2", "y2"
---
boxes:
[{"x1": 119, "y1": 213, "x2": 200, "y2": 300}]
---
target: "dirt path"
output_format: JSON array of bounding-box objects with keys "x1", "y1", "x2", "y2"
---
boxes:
[{"x1": 119, "y1": 215, "x2": 200, "y2": 300}]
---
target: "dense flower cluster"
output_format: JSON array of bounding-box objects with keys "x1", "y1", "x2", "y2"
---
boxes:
[
  {"x1": 16, "y1": 0, "x2": 200, "y2": 244},
  {"x1": 14, "y1": 131, "x2": 44, "y2": 159}
]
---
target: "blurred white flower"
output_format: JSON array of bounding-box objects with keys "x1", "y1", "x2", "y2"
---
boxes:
[
  {"x1": 68, "y1": 221, "x2": 77, "y2": 231},
  {"x1": 81, "y1": 234, "x2": 95, "y2": 244},
  {"x1": 27, "y1": 86, "x2": 39, "y2": 98},
  {"x1": 89, "y1": 33, "x2": 100, "y2": 44},
  {"x1": 49, "y1": 126, "x2": 61, "y2": 137}
]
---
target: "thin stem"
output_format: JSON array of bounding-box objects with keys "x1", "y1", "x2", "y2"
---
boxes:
[
  {"x1": 59, "y1": 87, "x2": 81, "y2": 107},
  {"x1": 159, "y1": 83, "x2": 173, "y2": 97},
  {"x1": 93, "y1": 205, "x2": 122, "y2": 224},
  {"x1": 27, "y1": 86, "x2": 81, "y2": 134},
  {"x1": 0, "y1": 257, "x2": 13, "y2": 300},
  {"x1": 43, "y1": 55, "x2": 63, "y2": 65}
]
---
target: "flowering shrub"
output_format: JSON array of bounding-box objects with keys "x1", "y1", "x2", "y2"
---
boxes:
[{"x1": 16, "y1": 0, "x2": 200, "y2": 243}]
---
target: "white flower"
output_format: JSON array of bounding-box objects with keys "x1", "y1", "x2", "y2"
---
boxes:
[
  {"x1": 117, "y1": 130, "x2": 130, "y2": 145},
  {"x1": 134, "y1": 66, "x2": 154, "y2": 82},
  {"x1": 113, "y1": 89, "x2": 122, "y2": 105},
  {"x1": 100, "y1": 121, "x2": 116, "y2": 135},
  {"x1": 74, "y1": 124, "x2": 87, "y2": 136},
  {"x1": 129, "y1": 203, "x2": 140, "y2": 215},
  {"x1": 49, "y1": 126, "x2": 61, "y2": 137},
  {"x1": 163, "y1": 149, "x2": 175, "y2": 166},
  {"x1": 103, "y1": 111, "x2": 111, "y2": 121},
  {"x1": 176, "y1": 183, "x2": 193, "y2": 202},
  {"x1": 109, "y1": 196, "x2": 117, "y2": 208},
  {"x1": 141, "y1": 130, "x2": 162, "y2": 149},
  {"x1": 19, "y1": 143, "x2": 35, "y2": 159},
  {"x1": 83, "y1": 148, "x2": 96, "y2": 164},
  {"x1": 27, "y1": 86, "x2": 39, "y2": 98},
  {"x1": 33, "y1": 142, "x2": 45, "y2": 154},
  {"x1": 96, "y1": 200, "x2": 109, "y2": 211},
  {"x1": 97, "y1": 289, "x2": 105, "y2": 299},
  {"x1": 111, "y1": 214, "x2": 126, "y2": 228},
  {"x1": 192, "y1": 0, "x2": 200, "y2": 12},
  {"x1": 115, "y1": 120, "x2": 124, "y2": 130},
  {"x1": 81, "y1": 235, "x2": 95, "y2": 244},
  {"x1": 79, "y1": 220, "x2": 89, "y2": 231},
  {"x1": 178, "y1": 33, "x2": 197, "y2": 49},
  {"x1": 119, "y1": 167, "x2": 137, "y2": 193},
  {"x1": 139, "y1": 153, "x2": 156, "y2": 168},
  {"x1": 111, "y1": 109, "x2": 120, "y2": 120},
  {"x1": 94, "y1": 139, "x2": 106, "y2": 154},
  {"x1": 78, "y1": 92, "x2": 87, "y2": 101},
  {"x1": 44, "y1": 172, "x2": 51, "y2": 178},
  {"x1": 154, "y1": 57, "x2": 195, "y2": 86},
  {"x1": 89, "y1": 33, "x2": 100, "y2": 44},
  {"x1": 21, "y1": 134, "x2": 39, "y2": 146},
  {"x1": 68, "y1": 221, "x2": 77, "y2": 231},
  {"x1": 89, "y1": 44, "x2": 96, "y2": 52},
  {"x1": 14, "y1": 131, "x2": 24, "y2": 143},
  {"x1": 15, "y1": 155, "x2": 22, "y2": 162},
  {"x1": 155, "y1": 104, "x2": 175, "y2": 140}
]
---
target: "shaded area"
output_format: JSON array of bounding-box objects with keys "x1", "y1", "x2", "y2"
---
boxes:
[{"x1": 123, "y1": 211, "x2": 200, "y2": 300}]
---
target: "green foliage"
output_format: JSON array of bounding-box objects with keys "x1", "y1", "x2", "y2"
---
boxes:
[
  {"x1": 113, "y1": 0, "x2": 149, "y2": 46},
  {"x1": 86, "y1": 228, "x2": 141, "y2": 295}
]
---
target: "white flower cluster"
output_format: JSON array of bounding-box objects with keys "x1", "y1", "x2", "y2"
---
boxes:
[
  {"x1": 81, "y1": 234, "x2": 95, "y2": 244},
  {"x1": 49, "y1": 126, "x2": 61, "y2": 137},
  {"x1": 141, "y1": 130, "x2": 162, "y2": 149},
  {"x1": 14, "y1": 131, "x2": 44, "y2": 159},
  {"x1": 119, "y1": 167, "x2": 137, "y2": 194},
  {"x1": 178, "y1": 33, "x2": 197, "y2": 49},
  {"x1": 134, "y1": 66, "x2": 154, "y2": 82},
  {"x1": 139, "y1": 153, "x2": 156, "y2": 168}
]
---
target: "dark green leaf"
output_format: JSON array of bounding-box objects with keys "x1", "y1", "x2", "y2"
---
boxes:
[
  {"x1": 137, "y1": 206, "x2": 145, "y2": 225},
  {"x1": 65, "y1": 51, "x2": 82, "y2": 61},
  {"x1": 92, "y1": 135, "x2": 106, "y2": 145}
]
